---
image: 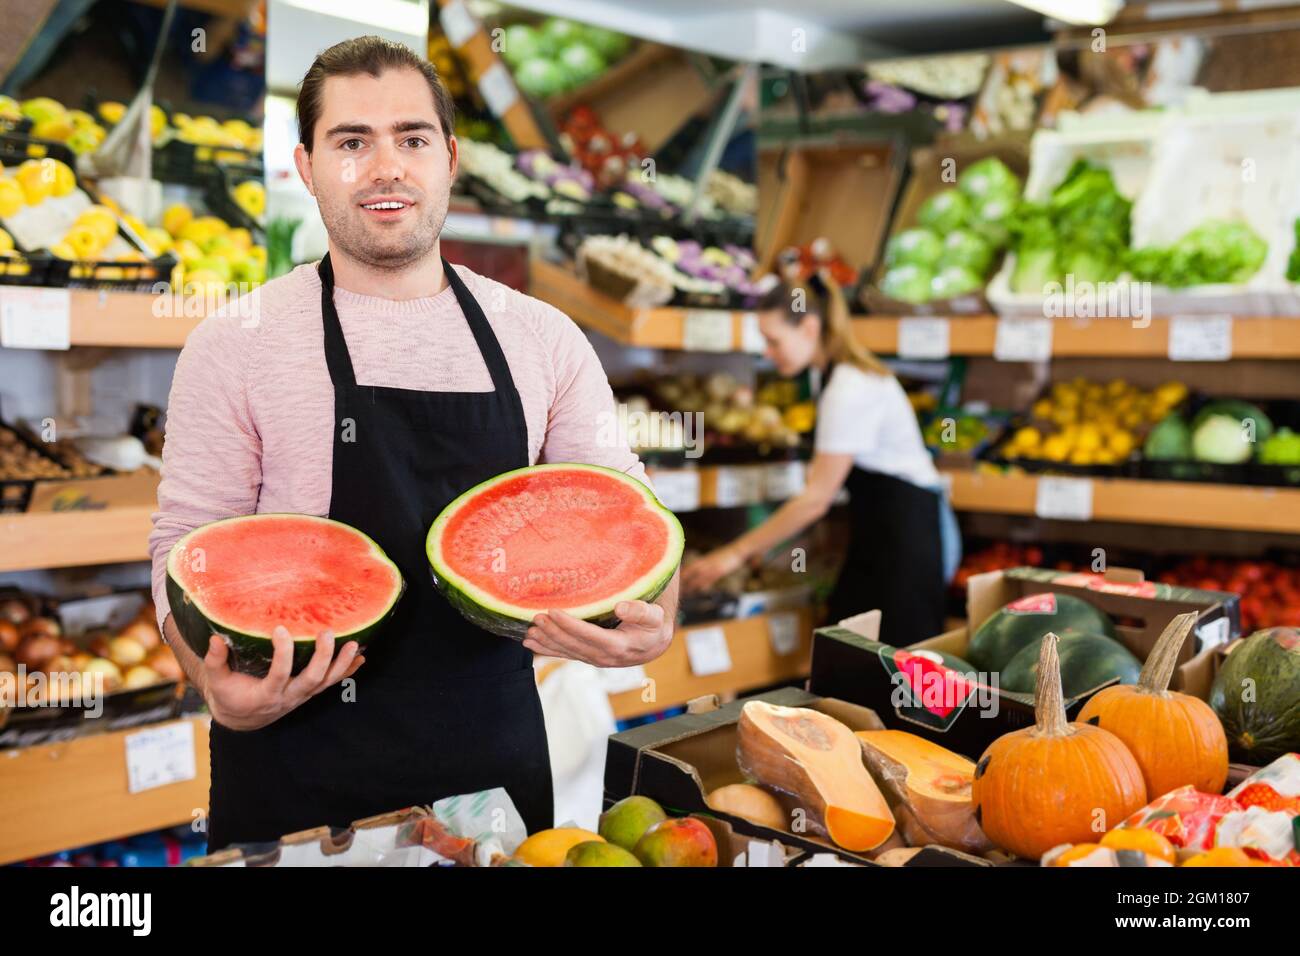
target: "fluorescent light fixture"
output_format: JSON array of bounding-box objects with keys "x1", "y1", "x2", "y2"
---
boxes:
[
  {"x1": 1008, "y1": 0, "x2": 1123, "y2": 25},
  {"x1": 278, "y1": 0, "x2": 428, "y2": 36}
]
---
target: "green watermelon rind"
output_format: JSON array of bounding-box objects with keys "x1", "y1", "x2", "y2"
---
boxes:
[
  {"x1": 997, "y1": 631, "x2": 1142, "y2": 698},
  {"x1": 967, "y1": 591, "x2": 1118, "y2": 672},
  {"x1": 426, "y1": 463, "x2": 685, "y2": 641},
  {"x1": 1208, "y1": 628, "x2": 1300, "y2": 764},
  {"x1": 165, "y1": 513, "x2": 405, "y2": 676}
]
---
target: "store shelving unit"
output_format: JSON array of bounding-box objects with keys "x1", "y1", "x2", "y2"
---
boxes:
[
  {"x1": 943, "y1": 469, "x2": 1300, "y2": 533},
  {"x1": 0, "y1": 716, "x2": 211, "y2": 866},
  {"x1": 607, "y1": 609, "x2": 813, "y2": 721},
  {"x1": 0, "y1": 506, "x2": 156, "y2": 573}
]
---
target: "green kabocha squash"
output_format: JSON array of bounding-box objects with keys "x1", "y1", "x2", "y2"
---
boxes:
[{"x1": 1208, "y1": 628, "x2": 1300, "y2": 764}]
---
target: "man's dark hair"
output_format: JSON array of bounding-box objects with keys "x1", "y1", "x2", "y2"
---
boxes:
[{"x1": 297, "y1": 35, "x2": 456, "y2": 153}]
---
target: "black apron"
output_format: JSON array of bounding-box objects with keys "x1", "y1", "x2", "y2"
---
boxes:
[
  {"x1": 206, "y1": 254, "x2": 553, "y2": 850},
  {"x1": 818, "y1": 365, "x2": 946, "y2": 648}
]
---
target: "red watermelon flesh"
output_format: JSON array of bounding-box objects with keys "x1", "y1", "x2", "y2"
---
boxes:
[
  {"x1": 166, "y1": 513, "x2": 404, "y2": 674},
  {"x1": 427, "y1": 464, "x2": 684, "y2": 639}
]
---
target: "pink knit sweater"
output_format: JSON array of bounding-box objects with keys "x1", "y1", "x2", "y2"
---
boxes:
[{"x1": 148, "y1": 261, "x2": 647, "y2": 630}]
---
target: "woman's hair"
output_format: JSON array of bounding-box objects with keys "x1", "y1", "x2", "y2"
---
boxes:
[{"x1": 761, "y1": 271, "x2": 891, "y2": 376}]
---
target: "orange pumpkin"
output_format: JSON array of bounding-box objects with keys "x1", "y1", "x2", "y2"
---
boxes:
[
  {"x1": 1078, "y1": 611, "x2": 1228, "y2": 798},
  {"x1": 971, "y1": 632, "x2": 1147, "y2": 860}
]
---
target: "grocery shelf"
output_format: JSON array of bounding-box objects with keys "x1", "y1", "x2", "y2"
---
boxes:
[
  {"x1": 854, "y1": 314, "x2": 1300, "y2": 359},
  {"x1": 0, "y1": 716, "x2": 211, "y2": 866},
  {"x1": 945, "y1": 470, "x2": 1300, "y2": 534},
  {"x1": 607, "y1": 609, "x2": 813, "y2": 721},
  {"x1": 0, "y1": 505, "x2": 154, "y2": 572},
  {"x1": 644, "y1": 460, "x2": 805, "y2": 511},
  {"x1": 529, "y1": 258, "x2": 758, "y2": 351},
  {"x1": 0, "y1": 288, "x2": 206, "y2": 350}
]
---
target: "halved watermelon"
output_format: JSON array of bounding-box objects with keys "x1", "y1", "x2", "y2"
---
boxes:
[
  {"x1": 166, "y1": 513, "x2": 404, "y2": 675},
  {"x1": 426, "y1": 463, "x2": 684, "y2": 640}
]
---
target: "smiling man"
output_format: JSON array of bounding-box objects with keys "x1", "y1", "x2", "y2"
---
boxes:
[{"x1": 148, "y1": 35, "x2": 678, "y2": 849}]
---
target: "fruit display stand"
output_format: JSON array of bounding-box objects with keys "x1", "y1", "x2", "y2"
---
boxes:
[{"x1": 0, "y1": 716, "x2": 211, "y2": 866}]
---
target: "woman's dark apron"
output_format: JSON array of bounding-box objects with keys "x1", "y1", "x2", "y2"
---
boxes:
[{"x1": 205, "y1": 254, "x2": 553, "y2": 849}]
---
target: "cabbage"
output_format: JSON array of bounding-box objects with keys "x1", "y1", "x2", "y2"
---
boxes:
[
  {"x1": 885, "y1": 228, "x2": 943, "y2": 268},
  {"x1": 939, "y1": 229, "x2": 993, "y2": 275},
  {"x1": 558, "y1": 42, "x2": 606, "y2": 86},
  {"x1": 515, "y1": 59, "x2": 568, "y2": 97},
  {"x1": 501, "y1": 25, "x2": 545, "y2": 68},
  {"x1": 1192, "y1": 414, "x2": 1254, "y2": 464},
  {"x1": 930, "y1": 264, "x2": 983, "y2": 299},
  {"x1": 917, "y1": 189, "x2": 971, "y2": 234},
  {"x1": 958, "y1": 157, "x2": 1022, "y2": 204},
  {"x1": 880, "y1": 264, "x2": 934, "y2": 303},
  {"x1": 1128, "y1": 220, "x2": 1268, "y2": 287},
  {"x1": 971, "y1": 195, "x2": 1016, "y2": 249}
]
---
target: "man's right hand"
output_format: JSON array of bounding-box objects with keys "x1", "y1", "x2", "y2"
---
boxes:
[{"x1": 204, "y1": 627, "x2": 365, "y2": 731}]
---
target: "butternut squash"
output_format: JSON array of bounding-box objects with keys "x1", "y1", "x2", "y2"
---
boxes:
[
  {"x1": 705, "y1": 783, "x2": 789, "y2": 831},
  {"x1": 736, "y1": 701, "x2": 895, "y2": 851},
  {"x1": 856, "y1": 730, "x2": 994, "y2": 854}
]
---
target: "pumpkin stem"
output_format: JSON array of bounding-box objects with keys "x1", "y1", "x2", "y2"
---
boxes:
[
  {"x1": 1033, "y1": 632, "x2": 1071, "y2": 737},
  {"x1": 1138, "y1": 611, "x2": 1199, "y2": 695}
]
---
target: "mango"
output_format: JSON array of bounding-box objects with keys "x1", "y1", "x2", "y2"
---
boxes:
[
  {"x1": 633, "y1": 817, "x2": 718, "y2": 867},
  {"x1": 514, "y1": 828, "x2": 604, "y2": 867},
  {"x1": 598, "y1": 795, "x2": 666, "y2": 851},
  {"x1": 564, "y1": 841, "x2": 641, "y2": 867}
]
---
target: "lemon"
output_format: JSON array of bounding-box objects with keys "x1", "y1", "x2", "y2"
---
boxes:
[
  {"x1": 1042, "y1": 436, "x2": 1071, "y2": 462},
  {"x1": 1031, "y1": 399, "x2": 1052, "y2": 420},
  {"x1": 226, "y1": 227, "x2": 252, "y2": 251},
  {"x1": 1076, "y1": 426, "x2": 1102, "y2": 452},
  {"x1": 49, "y1": 160, "x2": 76, "y2": 197},
  {"x1": 1069, "y1": 449, "x2": 1096, "y2": 466},
  {"x1": 0, "y1": 178, "x2": 23, "y2": 217},
  {"x1": 145, "y1": 227, "x2": 172, "y2": 255},
  {"x1": 149, "y1": 104, "x2": 167, "y2": 139},
  {"x1": 15, "y1": 161, "x2": 55, "y2": 205},
  {"x1": 1012, "y1": 426, "x2": 1041, "y2": 449},
  {"x1": 49, "y1": 240, "x2": 77, "y2": 260},
  {"x1": 65, "y1": 224, "x2": 102, "y2": 259},
  {"x1": 233, "y1": 180, "x2": 265, "y2": 218},
  {"x1": 0, "y1": 228, "x2": 13, "y2": 253},
  {"x1": 76, "y1": 206, "x2": 119, "y2": 245},
  {"x1": 162, "y1": 203, "x2": 193, "y2": 238},
  {"x1": 0, "y1": 95, "x2": 20, "y2": 120},
  {"x1": 173, "y1": 238, "x2": 204, "y2": 267},
  {"x1": 21, "y1": 97, "x2": 65, "y2": 123},
  {"x1": 32, "y1": 117, "x2": 75, "y2": 141},
  {"x1": 1108, "y1": 431, "x2": 1135, "y2": 457},
  {"x1": 98, "y1": 101, "x2": 127, "y2": 124}
]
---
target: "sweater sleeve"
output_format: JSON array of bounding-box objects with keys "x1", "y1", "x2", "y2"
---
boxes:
[
  {"x1": 148, "y1": 314, "x2": 263, "y2": 632},
  {"x1": 533, "y1": 304, "x2": 651, "y2": 490}
]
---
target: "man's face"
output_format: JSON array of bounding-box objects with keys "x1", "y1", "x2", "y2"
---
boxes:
[{"x1": 295, "y1": 67, "x2": 457, "y2": 270}]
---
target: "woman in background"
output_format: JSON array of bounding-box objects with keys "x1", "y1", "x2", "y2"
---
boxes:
[{"x1": 681, "y1": 273, "x2": 959, "y2": 648}]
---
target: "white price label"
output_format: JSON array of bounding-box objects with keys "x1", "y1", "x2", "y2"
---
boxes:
[
  {"x1": 600, "y1": 665, "x2": 648, "y2": 695},
  {"x1": 1168, "y1": 315, "x2": 1232, "y2": 361},
  {"x1": 1196, "y1": 616, "x2": 1230, "y2": 650},
  {"x1": 763, "y1": 460, "x2": 806, "y2": 499},
  {"x1": 713, "y1": 466, "x2": 763, "y2": 507},
  {"x1": 478, "y1": 62, "x2": 519, "y2": 116},
  {"x1": 0, "y1": 287, "x2": 70, "y2": 350},
  {"x1": 994, "y1": 317, "x2": 1052, "y2": 362},
  {"x1": 740, "y1": 312, "x2": 766, "y2": 355},
  {"x1": 897, "y1": 317, "x2": 950, "y2": 360},
  {"x1": 125, "y1": 722, "x2": 196, "y2": 794},
  {"x1": 438, "y1": 0, "x2": 478, "y2": 46},
  {"x1": 767, "y1": 611, "x2": 801, "y2": 656},
  {"x1": 1034, "y1": 476, "x2": 1094, "y2": 521},
  {"x1": 682, "y1": 310, "x2": 734, "y2": 352},
  {"x1": 649, "y1": 469, "x2": 701, "y2": 513},
  {"x1": 685, "y1": 627, "x2": 732, "y2": 676}
]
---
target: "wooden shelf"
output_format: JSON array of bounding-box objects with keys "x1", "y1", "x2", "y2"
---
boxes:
[
  {"x1": 853, "y1": 314, "x2": 1300, "y2": 359},
  {"x1": 0, "y1": 717, "x2": 211, "y2": 865},
  {"x1": 608, "y1": 610, "x2": 813, "y2": 721},
  {"x1": 0, "y1": 288, "x2": 206, "y2": 350},
  {"x1": 945, "y1": 469, "x2": 1300, "y2": 533},
  {"x1": 0, "y1": 505, "x2": 154, "y2": 572},
  {"x1": 644, "y1": 460, "x2": 805, "y2": 512},
  {"x1": 530, "y1": 258, "x2": 756, "y2": 351}
]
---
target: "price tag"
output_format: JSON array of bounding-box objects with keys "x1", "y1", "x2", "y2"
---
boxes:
[
  {"x1": 1196, "y1": 616, "x2": 1230, "y2": 650},
  {"x1": 681, "y1": 310, "x2": 734, "y2": 352},
  {"x1": 763, "y1": 460, "x2": 806, "y2": 499},
  {"x1": 740, "y1": 312, "x2": 766, "y2": 355},
  {"x1": 897, "y1": 317, "x2": 950, "y2": 360},
  {"x1": 713, "y1": 466, "x2": 763, "y2": 507},
  {"x1": 1034, "y1": 476, "x2": 1094, "y2": 521},
  {"x1": 1168, "y1": 315, "x2": 1232, "y2": 361},
  {"x1": 649, "y1": 469, "x2": 701, "y2": 513},
  {"x1": 767, "y1": 611, "x2": 801, "y2": 656},
  {"x1": 478, "y1": 62, "x2": 519, "y2": 117},
  {"x1": 0, "y1": 287, "x2": 70, "y2": 350},
  {"x1": 438, "y1": 0, "x2": 478, "y2": 47},
  {"x1": 125, "y1": 722, "x2": 196, "y2": 794},
  {"x1": 600, "y1": 665, "x2": 648, "y2": 695},
  {"x1": 685, "y1": 627, "x2": 732, "y2": 676},
  {"x1": 993, "y1": 317, "x2": 1052, "y2": 362}
]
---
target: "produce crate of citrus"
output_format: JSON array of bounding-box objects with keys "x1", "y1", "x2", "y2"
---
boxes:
[
  {"x1": 5, "y1": 96, "x2": 107, "y2": 155},
  {"x1": 139, "y1": 200, "x2": 266, "y2": 295},
  {"x1": 992, "y1": 378, "x2": 1187, "y2": 473}
]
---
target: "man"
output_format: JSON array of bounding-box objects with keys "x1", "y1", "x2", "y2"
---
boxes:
[{"x1": 148, "y1": 35, "x2": 678, "y2": 850}]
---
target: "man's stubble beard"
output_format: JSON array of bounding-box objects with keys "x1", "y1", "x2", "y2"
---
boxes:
[{"x1": 318, "y1": 189, "x2": 449, "y2": 272}]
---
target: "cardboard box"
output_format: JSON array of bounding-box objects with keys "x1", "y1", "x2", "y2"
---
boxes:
[
  {"x1": 755, "y1": 135, "x2": 905, "y2": 276},
  {"x1": 861, "y1": 135, "x2": 1032, "y2": 316},
  {"x1": 603, "y1": 685, "x2": 991, "y2": 866},
  {"x1": 27, "y1": 467, "x2": 158, "y2": 512},
  {"x1": 808, "y1": 566, "x2": 1239, "y2": 758}
]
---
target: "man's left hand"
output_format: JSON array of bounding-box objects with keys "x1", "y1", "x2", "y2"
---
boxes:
[{"x1": 524, "y1": 600, "x2": 672, "y2": 667}]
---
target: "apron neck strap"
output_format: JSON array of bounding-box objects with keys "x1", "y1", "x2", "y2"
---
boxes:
[{"x1": 317, "y1": 252, "x2": 516, "y2": 394}]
